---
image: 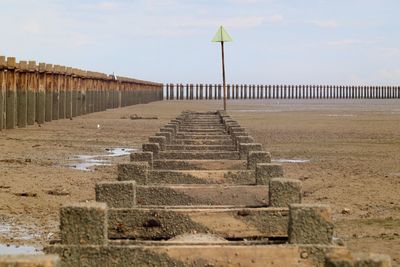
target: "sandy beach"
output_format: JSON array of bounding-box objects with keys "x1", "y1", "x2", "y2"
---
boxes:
[{"x1": 0, "y1": 99, "x2": 399, "y2": 264}]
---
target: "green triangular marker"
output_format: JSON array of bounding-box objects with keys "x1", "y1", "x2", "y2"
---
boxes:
[{"x1": 211, "y1": 26, "x2": 233, "y2": 42}]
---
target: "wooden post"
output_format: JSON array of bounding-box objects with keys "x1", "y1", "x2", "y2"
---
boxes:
[
  {"x1": 6, "y1": 57, "x2": 17, "y2": 129},
  {"x1": 85, "y1": 71, "x2": 92, "y2": 113},
  {"x1": 90, "y1": 76, "x2": 99, "y2": 112},
  {"x1": 44, "y1": 64, "x2": 53, "y2": 122},
  {"x1": 76, "y1": 70, "x2": 82, "y2": 116},
  {"x1": 189, "y1": 84, "x2": 193, "y2": 100},
  {"x1": 0, "y1": 56, "x2": 5, "y2": 130},
  {"x1": 36, "y1": 63, "x2": 46, "y2": 124},
  {"x1": 27, "y1": 61, "x2": 37, "y2": 125},
  {"x1": 234, "y1": 84, "x2": 238, "y2": 100},
  {"x1": 51, "y1": 65, "x2": 60, "y2": 120},
  {"x1": 81, "y1": 71, "x2": 88, "y2": 114},
  {"x1": 17, "y1": 61, "x2": 28, "y2": 128},
  {"x1": 180, "y1": 84, "x2": 184, "y2": 100},
  {"x1": 103, "y1": 72, "x2": 108, "y2": 111},
  {"x1": 65, "y1": 67, "x2": 72, "y2": 118},
  {"x1": 58, "y1": 66, "x2": 66, "y2": 117},
  {"x1": 165, "y1": 84, "x2": 169, "y2": 100},
  {"x1": 170, "y1": 83, "x2": 174, "y2": 100},
  {"x1": 71, "y1": 68, "x2": 78, "y2": 117}
]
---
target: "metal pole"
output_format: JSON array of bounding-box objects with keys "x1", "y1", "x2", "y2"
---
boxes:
[{"x1": 221, "y1": 41, "x2": 227, "y2": 110}]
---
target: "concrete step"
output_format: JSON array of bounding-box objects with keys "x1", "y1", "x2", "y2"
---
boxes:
[
  {"x1": 47, "y1": 243, "x2": 343, "y2": 267},
  {"x1": 153, "y1": 159, "x2": 246, "y2": 170},
  {"x1": 135, "y1": 184, "x2": 268, "y2": 206},
  {"x1": 175, "y1": 135, "x2": 232, "y2": 140},
  {"x1": 177, "y1": 131, "x2": 227, "y2": 136},
  {"x1": 107, "y1": 207, "x2": 288, "y2": 240},
  {"x1": 148, "y1": 169, "x2": 255, "y2": 184},
  {"x1": 171, "y1": 139, "x2": 234, "y2": 146},
  {"x1": 177, "y1": 129, "x2": 226, "y2": 133},
  {"x1": 180, "y1": 123, "x2": 224, "y2": 127},
  {"x1": 165, "y1": 145, "x2": 236, "y2": 151},
  {"x1": 157, "y1": 151, "x2": 240, "y2": 160}
]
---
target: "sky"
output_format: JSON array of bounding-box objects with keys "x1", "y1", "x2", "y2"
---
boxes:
[{"x1": 0, "y1": 0, "x2": 399, "y2": 85}]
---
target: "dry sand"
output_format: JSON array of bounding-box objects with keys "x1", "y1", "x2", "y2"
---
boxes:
[{"x1": 0, "y1": 99, "x2": 399, "y2": 264}]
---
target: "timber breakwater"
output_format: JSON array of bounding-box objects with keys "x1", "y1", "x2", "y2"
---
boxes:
[
  {"x1": 164, "y1": 83, "x2": 400, "y2": 100},
  {"x1": 1, "y1": 111, "x2": 392, "y2": 266},
  {"x1": 0, "y1": 55, "x2": 163, "y2": 131}
]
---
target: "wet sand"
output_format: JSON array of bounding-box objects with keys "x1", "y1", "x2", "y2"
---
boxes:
[{"x1": 0, "y1": 99, "x2": 399, "y2": 264}]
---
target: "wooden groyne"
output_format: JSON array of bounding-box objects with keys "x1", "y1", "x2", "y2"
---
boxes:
[
  {"x1": 164, "y1": 84, "x2": 400, "y2": 100},
  {"x1": 0, "y1": 56, "x2": 163, "y2": 130}
]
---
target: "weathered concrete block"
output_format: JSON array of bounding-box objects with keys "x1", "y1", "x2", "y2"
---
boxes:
[
  {"x1": 256, "y1": 163, "x2": 284, "y2": 185},
  {"x1": 325, "y1": 251, "x2": 393, "y2": 267},
  {"x1": 224, "y1": 122, "x2": 240, "y2": 131},
  {"x1": 325, "y1": 250, "x2": 354, "y2": 267},
  {"x1": 142, "y1": 143, "x2": 160, "y2": 157},
  {"x1": 234, "y1": 135, "x2": 253, "y2": 145},
  {"x1": 95, "y1": 181, "x2": 136, "y2": 208},
  {"x1": 289, "y1": 204, "x2": 333, "y2": 245},
  {"x1": 60, "y1": 202, "x2": 108, "y2": 245},
  {"x1": 117, "y1": 162, "x2": 149, "y2": 184},
  {"x1": 247, "y1": 151, "x2": 271, "y2": 169},
  {"x1": 130, "y1": 151, "x2": 153, "y2": 169},
  {"x1": 149, "y1": 136, "x2": 166, "y2": 150},
  {"x1": 269, "y1": 178, "x2": 302, "y2": 207},
  {"x1": 160, "y1": 128, "x2": 175, "y2": 137},
  {"x1": 0, "y1": 255, "x2": 60, "y2": 267},
  {"x1": 164, "y1": 124, "x2": 177, "y2": 135},
  {"x1": 354, "y1": 253, "x2": 393, "y2": 267},
  {"x1": 229, "y1": 126, "x2": 246, "y2": 134},
  {"x1": 239, "y1": 143, "x2": 262, "y2": 159},
  {"x1": 156, "y1": 132, "x2": 172, "y2": 143}
]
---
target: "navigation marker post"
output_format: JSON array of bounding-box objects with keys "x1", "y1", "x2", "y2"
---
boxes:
[{"x1": 212, "y1": 26, "x2": 232, "y2": 111}]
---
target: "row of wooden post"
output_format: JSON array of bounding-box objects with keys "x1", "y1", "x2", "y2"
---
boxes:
[
  {"x1": 164, "y1": 84, "x2": 400, "y2": 100},
  {"x1": 0, "y1": 56, "x2": 163, "y2": 130}
]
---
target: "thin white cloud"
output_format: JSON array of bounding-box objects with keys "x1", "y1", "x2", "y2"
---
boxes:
[
  {"x1": 227, "y1": 0, "x2": 274, "y2": 4},
  {"x1": 310, "y1": 20, "x2": 340, "y2": 28},
  {"x1": 21, "y1": 20, "x2": 42, "y2": 34},
  {"x1": 96, "y1": 1, "x2": 119, "y2": 11},
  {"x1": 381, "y1": 47, "x2": 400, "y2": 57},
  {"x1": 325, "y1": 39, "x2": 376, "y2": 47},
  {"x1": 267, "y1": 14, "x2": 284, "y2": 23},
  {"x1": 379, "y1": 68, "x2": 400, "y2": 79},
  {"x1": 176, "y1": 15, "x2": 268, "y2": 30}
]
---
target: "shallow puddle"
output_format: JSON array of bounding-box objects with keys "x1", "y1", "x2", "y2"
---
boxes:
[
  {"x1": 66, "y1": 147, "x2": 137, "y2": 171},
  {"x1": 326, "y1": 114, "x2": 356, "y2": 117},
  {"x1": 105, "y1": 148, "x2": 136, "y2": 157},
  {"x1": 232, "y1": 109, "x2": 282, "y2": 113},
  {"x1": 0, "y1": 223, "x2": 42, "y2": 241},
  {"x1": 0, "y1": 222, "x2": 42, "y2": 254},
  {"x1": 272, "y1": 159, "x2": 310, "y2": 163},
  {"x1": 0, "y1": 244, "x2": 41, "y2": 254}
]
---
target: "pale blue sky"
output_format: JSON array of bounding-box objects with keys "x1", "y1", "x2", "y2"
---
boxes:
[{"x1": 1, "y1": 0, "x2": 399, "y2": 85}]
